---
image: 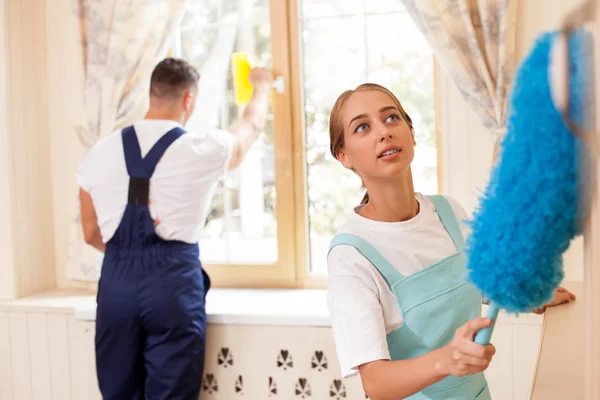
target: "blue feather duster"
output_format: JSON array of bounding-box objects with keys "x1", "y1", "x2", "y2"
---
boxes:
[{"x1": 465, "y1": 28, "x2": 592, "y2": 329}]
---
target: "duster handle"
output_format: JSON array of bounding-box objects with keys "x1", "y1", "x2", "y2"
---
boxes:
[{"x1": 474, "y1": 303, "x2": 500, "y2": 345}]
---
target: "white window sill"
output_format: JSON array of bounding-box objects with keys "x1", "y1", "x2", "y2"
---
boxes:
[
  {"x1": 77, "y1": 288, "x2": 332, "y2": 326},
  {"x1": 0, "y1": 288, "x2": 543, "y2": 327},
  {"x1": 0, "y1": 288, "x2": 332, "y2": 327}
]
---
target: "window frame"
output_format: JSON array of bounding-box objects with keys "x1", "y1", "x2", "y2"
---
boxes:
[
  {"x1": 179, "y1": 0, "x2": 441, "y2": 289},
  {"x1": 197, "y1": 0, "x2": 302, "y2": 289}
]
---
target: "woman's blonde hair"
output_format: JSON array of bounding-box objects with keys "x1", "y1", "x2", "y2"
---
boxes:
[{"x1": 328, "y1": 83, "x2": 413, "y2": 204}]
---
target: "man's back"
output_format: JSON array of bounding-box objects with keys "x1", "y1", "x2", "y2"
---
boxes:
[{"x1": 77, "y1": 119, "x2": 233, "y2": 245}]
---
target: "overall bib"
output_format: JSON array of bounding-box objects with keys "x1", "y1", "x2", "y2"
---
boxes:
[
  {"x1": 329, "y1": 195, "x2": 491, "y2": 400},
  {"x1": 95, "y1": 126, "x2": 210, "y2": 400}
]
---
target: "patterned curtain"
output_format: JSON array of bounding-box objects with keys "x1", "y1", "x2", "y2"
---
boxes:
[
  {"x1": 67, "y1": 0, "x2": 188, "y2": 281},
  {"x1": 402, "y1": 0, "x2": 517, "y2": 160}
]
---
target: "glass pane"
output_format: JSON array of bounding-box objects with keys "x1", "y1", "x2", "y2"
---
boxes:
[
  {"x1": 302, "y1": 17, "x2": 367, "y2": 148},
  {"x1": 224, "y1": 130, "x2": 278, "y2": 264},
  {"x1": 180, "y1": 0, "x2": 277, "y2": 264},
  {"x1": 199, "y1": 185, "x2": 228, "y2": 262},
  {"x1": 300, "y1": 5, "x2": 437, "y2": 275},
  {"x1": 301, "y1": 0, "x2": 363, "y2": 19},
  {"x1": 366, "y1": 13, "x2": 436, "y2": 194},
  {"x1": 306, "y1": 146, "x2": 363, "y2": 275},
  {"x1": 365, "y1": 0, "x2": 406, "y2": 14}
]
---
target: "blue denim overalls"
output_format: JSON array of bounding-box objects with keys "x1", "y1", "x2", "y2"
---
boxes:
[{"x1": 95, "y1": 126, "x2": 210, "y2": 400}]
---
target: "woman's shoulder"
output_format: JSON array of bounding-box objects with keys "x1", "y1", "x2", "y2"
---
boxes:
[
  {"x1": 418, "y1": 193, "x2": 469, "y2": 221},
  {"x1": 418, "y1": 193, "x2": 471, "y2": 238},
  {"x1": 327, "y1": 215, "x2": 376, "y2": 277}
]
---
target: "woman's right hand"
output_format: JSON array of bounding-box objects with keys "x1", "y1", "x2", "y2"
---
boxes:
[{"x1": 436, "y1": 318, "x2": 496, "y2": 378}]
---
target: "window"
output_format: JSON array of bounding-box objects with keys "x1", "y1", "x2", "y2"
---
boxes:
[{"x1": 176, "y1": 0, "x2": 436, "y2": 287}]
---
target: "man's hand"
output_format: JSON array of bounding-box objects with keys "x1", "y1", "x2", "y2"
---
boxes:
[
  {"x1": 249, "y1": 67, "x2": 273, "y2": 90},
  {"x1": 79, "y1": 188, "x2": 106, "y2": 253}
]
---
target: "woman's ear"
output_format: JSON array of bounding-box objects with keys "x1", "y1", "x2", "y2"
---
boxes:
[
  {"x1": 336, "y1": 149, "x2": 353, "y2": 170},
  {"x1": 411, "y1": 128, "x2": 417, "y2": 146}
]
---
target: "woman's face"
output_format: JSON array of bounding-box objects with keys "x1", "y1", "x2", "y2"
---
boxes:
[{"x1": 336, "y1": 90, "x2": 416, "y2": 183}]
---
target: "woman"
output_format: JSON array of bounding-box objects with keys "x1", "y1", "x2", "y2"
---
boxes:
[{"x1": 326, "y1": 83, "x2": 575, "y2": 400}]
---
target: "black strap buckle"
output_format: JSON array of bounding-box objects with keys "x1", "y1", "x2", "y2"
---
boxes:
[{"x1": 128, "y1": 177, "x2": 150, "y2": 206}]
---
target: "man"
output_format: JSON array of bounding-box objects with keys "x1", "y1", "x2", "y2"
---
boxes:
[{"x1": 77, "y1": 58, "x2": 273, "y2": 400}]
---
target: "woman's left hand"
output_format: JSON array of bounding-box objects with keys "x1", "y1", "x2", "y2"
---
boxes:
[{"x1": 532, "y1": 287, "x2": 576, "y2": 314}]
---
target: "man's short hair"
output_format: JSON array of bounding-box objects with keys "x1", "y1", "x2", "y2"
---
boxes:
[{"x1": 150, "y1": 58, "x2": 200, "y2": 99}]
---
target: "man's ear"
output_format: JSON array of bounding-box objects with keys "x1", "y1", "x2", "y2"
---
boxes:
[{"x1": 183, "y1": 91, "x2": 194, "y2": 111}]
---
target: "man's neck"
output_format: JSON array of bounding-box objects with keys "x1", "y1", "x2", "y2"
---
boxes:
[{"x1": 144, "y1": 109, "x2": 184, "y2": 125}]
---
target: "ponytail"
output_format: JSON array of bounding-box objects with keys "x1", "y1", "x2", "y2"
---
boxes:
[{"x1": 361, "y1": 191, "x2": 369, "y2": 205}]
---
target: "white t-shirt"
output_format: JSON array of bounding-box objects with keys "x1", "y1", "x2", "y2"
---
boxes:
[
  {"x1": 76, "y1": 119, "x2": 234, "y2": 244},
  {"x1": 327, "y1": 193, "x2": 470, "y2": 378}
]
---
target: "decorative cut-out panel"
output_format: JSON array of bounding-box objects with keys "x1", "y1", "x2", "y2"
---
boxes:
[{"x1": 200, "y1": 325, "x2": 367, "y2": 399}]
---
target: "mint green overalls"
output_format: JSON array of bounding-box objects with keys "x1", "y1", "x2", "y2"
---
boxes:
[{"x1": 329, "y1": 195, "x2": 491, "y2": 400}]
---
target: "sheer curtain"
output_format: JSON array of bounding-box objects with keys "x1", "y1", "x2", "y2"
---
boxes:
[
  {"x1": 68, "y1": 0, "x2": 241, "y2": 280},
  {"x1": 68, "y1": 0, "x2": 188, "y2": 280},
  {"x1": 402, "y1": 0, "x2": 517, "y2": 159}
]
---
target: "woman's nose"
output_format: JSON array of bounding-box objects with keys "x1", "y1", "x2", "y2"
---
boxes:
[{"x1": 378, "y1": 131, "x2": 393, "y2": 141}]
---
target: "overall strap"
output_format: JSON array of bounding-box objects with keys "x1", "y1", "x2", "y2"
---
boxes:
[
  {"x1": 329, "y1": 233, "x2": 405, "y2": 288},
  {"x1": 142, "y1": 127, "x2": 186, "y2": 176},
  {"x1": 121, "y1": 126, "x2": 187, "y2": 178},
  {"x1": 427, "y1": 195, "x2": 465, "y2": 251},
  {"x1": 122, "y1": 126, "x2": 145, "y2": 178},
  {"x1": 120, "y1": 126, "x2": 186, "y2": 206}
]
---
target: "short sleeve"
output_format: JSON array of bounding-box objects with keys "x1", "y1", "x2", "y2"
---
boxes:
[
  {"x1": 76, "y1": 151, "x2": 94, "y2": 193},
  {"x1": 327, "y1": 247, "x2": 391, "y2": 378},
  {"x1": 201, "y1": 128, "x2": 235, "y2": 178}
]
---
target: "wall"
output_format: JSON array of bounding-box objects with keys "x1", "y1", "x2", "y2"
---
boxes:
[
  {"x1": 0, "y1": 0, "x2": 90, "y2": 296},
  {"x1": 0, "y1": 0, "x2": 17, "y2": 300},
  {"x1": 589, "y1": 6, "x2": 600, "y2": 397},
  {"x1": 438, "y1": 0, "x2": 586, "y2": 282},
  {"x1": 0, "y1": 306, "x2": 542, "y2": 400},
  {"x1": 0, "y1": 0, "x2": 57, "y2": 299},
  {"x1": 44, "y1": 0, "x2": 89, "y2": 291}
]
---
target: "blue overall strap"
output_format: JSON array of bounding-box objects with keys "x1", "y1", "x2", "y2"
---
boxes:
[
  {"x1": 122, "y1": 126, "x2": 145, "y2": 178},
  {"x1": 427, "y1": 195, "x2": 465, "y2": 251},
  {"x1": 142, "y1": 127, "x2": 186, "y2": 176},
  {"x1": 328, "y1": 233, "x2": 405, "y2": 288},
  {"x1": 121, "y1": 126, "x2": 186, "y2": 178},
  {"x1": 121, "y1": 126, "x2": 186, "y2": 206}
]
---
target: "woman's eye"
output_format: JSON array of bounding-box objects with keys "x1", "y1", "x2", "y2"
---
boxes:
[
  {"x1": 355, "y1": 123, "x2": 369, "y2": 133},
  {"x1": 385, "y1": 114, "x2": 400, "y2": 123}
]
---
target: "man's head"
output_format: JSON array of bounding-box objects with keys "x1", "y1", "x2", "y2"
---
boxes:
[{"x1": 148, "y1": 58, "x2": 200, "y2": 125}]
